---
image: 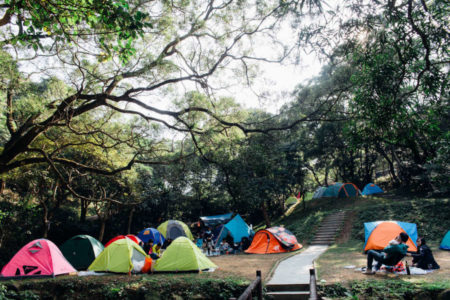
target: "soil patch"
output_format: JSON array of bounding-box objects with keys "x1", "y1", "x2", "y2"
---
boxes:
[{"x1": 209, "y1": 252, "x2": 293, "y2": 281}]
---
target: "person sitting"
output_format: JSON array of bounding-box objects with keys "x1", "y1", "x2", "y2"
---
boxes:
[
  {"x1": 151, "y1": 243, "x2": 161, "y2": 260},
  {"x1": 143, "y1": 239, "x2": 152, "y2": 254},
  {"x1": 363, "y1": 232, "x2": 409, "y2": 275},
  {"x1": 219, "y1": 240, "x2": 230, "y2": 254},
  {"x1": 407, "y1": 237, "x2": 440, "y2": 270}
]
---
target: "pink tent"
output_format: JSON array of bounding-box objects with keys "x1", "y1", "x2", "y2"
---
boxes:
[{"x1": 1, "y1": 239, "x2": 76, "y2": 278}]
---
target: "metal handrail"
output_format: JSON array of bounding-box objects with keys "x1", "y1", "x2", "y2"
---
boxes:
[
  {"x1": 230, "y1": 270, "x2": 262, "y2": 300},
  {"x1": 309, "y1": 268, "x2": 318, "y2": 300}
]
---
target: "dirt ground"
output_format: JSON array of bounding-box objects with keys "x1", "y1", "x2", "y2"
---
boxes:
[
  {"x1": 208, "y1": 252, "x2": 295, "y2": 281},
  {"x1": 315, "y1": 243, "x2": 450, "y2": 284}
]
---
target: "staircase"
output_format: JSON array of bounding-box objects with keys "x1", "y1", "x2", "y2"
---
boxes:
[
  {"x1": 310, "y1": 211, "x2": 346, "y2": 246},
  {"x1": 266, "y1": 283, "x2": 310, "y2": 300}
]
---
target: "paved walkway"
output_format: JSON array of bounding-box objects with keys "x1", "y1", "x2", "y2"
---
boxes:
[{"x1": 267, "y1": 245, "x2": 329, "y2": 285}]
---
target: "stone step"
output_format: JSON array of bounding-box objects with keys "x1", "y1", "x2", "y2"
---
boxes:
[
  {"x1": 266, "y1": 291, "x2": 310, "y2": 300},
  {"x1": 315, "y1": 234, "x2": 336, "y2": 238},
  {"x1": 311, "y1": 239, "x2": 335, "y2": 243},
  {"x1": 266, "y1": 283, "x2": 309, "y2": 292},
  {"x1": 310, "y1": 242, "x2": 333, "y2": 245}
]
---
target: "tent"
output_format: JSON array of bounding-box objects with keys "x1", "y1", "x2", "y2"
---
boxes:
[
  {"x1": 153, "y1": 237, "x2": 217, "y2": 272},
  {"x1": 1, "y1": 239, "x2": 76, "y2": 278},
  {"x1": 200, "y1": 213, "x2": 233, "y2": 227},
  {"x1": 88, "y1": 238, "x2": 151, "y2": 273},
  {"x1": 285, "y1": 196, "x2": 298, "y2": 206},
  {"x1": 362, "y1": 183, "x2": 384, "y2": 196},
  {"x1": 60, "y1": 235, "x2": 104, "y2": 270},
  {"x1": 215, "y1": 214, "x2": 253, "y2": 246},
  {"x1": 364, "y1": 221, "x2": 418, "y2": 252},
  {"x1": 157, "y1": 220, "x2": 194, "y2": 240},
  {"x1": 104, "y1": 234, "x2": 141, "y2": 248},
  {"x1": 337, "y1": 183, "x2": 361, "y2": 198},
  {"x1": 323, "y1": 183, "x2": 343, "y2": 197},
  {"x1": 312, "y1": 187, "x2": 327, "y2": 199},
  {"x1": 440, "y1": 231, "x2": 450, "y2": 250},
  {"x1": 245, "y1": 227, "x2": 302, "y2": 254},
  {"x1": 137, "y1": 228, "x2": 165, "y2": 244}
]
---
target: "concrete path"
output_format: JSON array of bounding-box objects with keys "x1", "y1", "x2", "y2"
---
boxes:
[{"x1": 267, "y1": 245, "x2": 328, "y2": 285}]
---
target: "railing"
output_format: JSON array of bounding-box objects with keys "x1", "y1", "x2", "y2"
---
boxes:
[
  {"x1": 309, "y1": 268, "x2": 318, "y2": 300},
  {"x1": 230, "y1": 270, "x2": 262, "y2": 300}
]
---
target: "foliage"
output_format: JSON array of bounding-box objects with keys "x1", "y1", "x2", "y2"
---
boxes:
[{"x1": 0, "y1": 274, "x2": 250, "y2": 300}]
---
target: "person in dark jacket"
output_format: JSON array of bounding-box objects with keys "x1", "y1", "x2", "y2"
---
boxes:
[{"x1": 407, "y1": 237, "x2": 440, "y2": 270}]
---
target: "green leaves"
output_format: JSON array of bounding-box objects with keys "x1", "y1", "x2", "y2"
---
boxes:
[{"x1": 2, "y1": 0, "x2": 152, "y2": 62}]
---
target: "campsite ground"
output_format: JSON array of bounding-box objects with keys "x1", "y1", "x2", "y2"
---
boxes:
[
  {"x1": 209, "y1": 251, "x2": 296, "y2": 280},
  {"x1": 315, "y1": 240, "x2": 450, "y2": 285}
]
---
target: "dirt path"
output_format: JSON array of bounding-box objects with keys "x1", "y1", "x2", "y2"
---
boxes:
[{"x1": 209, "y1": 252, "x2": 293, "y2": 281}]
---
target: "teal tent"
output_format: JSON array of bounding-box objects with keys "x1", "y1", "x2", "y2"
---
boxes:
[
  {"x1": 323, "y1": 183, "x2": 343, "y2": 197},
  {"x1": 60, "y1": 235, "x2": 104, "y2": 270},
  {"x1": 440, "y1": 231, "x2": 450, "y2": 250},
  {"x1": 337, "y1": 183, "x2": 361, "y2": 198},
  {"x1": 215, "y1": 214, "x2": 253, "y2": 246},
  {"x1": 362, "y1": 183, "x2": 384, "y2": 196},
  {"x1": 312, "y1": 187, "x2": 327, "y2": 199}
]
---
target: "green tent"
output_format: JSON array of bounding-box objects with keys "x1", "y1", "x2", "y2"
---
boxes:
[
  {"x1": 88, "y1": 238, "x2": 148, "y2": 273},
  {"x1": 154, "y1": 237, "x2": 217, "y2": 272},
  {"x1": 60, "y1": 235, "x2": 104, "y2": 270},
  {"x1": 157, "y1": 220, "x2": 194, "y2": 240},
  {"x1": 285, "y1": 196, "x2": 298, "y2": 206}
]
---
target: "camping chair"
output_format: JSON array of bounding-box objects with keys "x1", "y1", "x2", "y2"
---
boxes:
[{"x1": 376, "y1": 253, "x2": 406, "y2": 273}]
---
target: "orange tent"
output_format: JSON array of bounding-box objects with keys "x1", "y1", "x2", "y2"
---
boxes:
[
  {"x1": 364, "y1": 221, "x2": 417, "y2": 252},
  {"x1": 245, "y1": 227, "x2": 302, "y2": 254}
]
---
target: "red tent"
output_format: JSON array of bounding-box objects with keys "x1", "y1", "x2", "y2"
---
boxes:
[
  {"x1": 1, "y1": 239, "x2": 76, "y2": 278},
  {"x1": 104, "y1": 235, "x2": 141, "y2": 248}
]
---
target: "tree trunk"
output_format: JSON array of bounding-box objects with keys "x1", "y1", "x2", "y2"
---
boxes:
[
  {"x1": 42, "y1": 202, "x2": 49, "y2": 238},
  {"x1": 127, "y1": 206, "x2": 135, "y2": 234},
  {"x1": 80, "y1": 199, "x2": 88, "y2": 223},
  {"x1": 261, "y1": 201, "x2": 271, "y2": 227},
  {"x1": 375, "y1": 144, "x2": 400, "y2": 185},
  {"x1": 0, "y1": 179, "x2": 5, "y2": 194},
  {"x1": 98, "y1": 220, "x2": 106, "y2": 242}
]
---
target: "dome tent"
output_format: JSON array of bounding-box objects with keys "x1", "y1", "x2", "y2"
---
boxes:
[
  {"x1": 312, "y1": 187, "x2": 327, "y2": 199},
  {"x1": 440, "y1": 231, "x2": 450, "y2": 250},
  {"x1": 137, "y1": 228, "x2": 165, "y2": 244},
  {"x1": 362, "y1": 183, "x2": 384, "y2": 196},
  {"x1": 157, "y1": 220, "x2": 194, "y2": 240},
  {"x1": 60, "y1": 235, "x2": 104, "y2": 270},
  {"x1": 1, "y1": 239, "x2": 76, "y2": 278},
  {"x1": 104, "y1": 234, "x2": 141, "y2": 248},
  {"x1": 337, "y1": 183, "x2": 361, "y2": 198},
  {"x1": 364, "y1": 221, "x2": 418, "y2": 252},
  {"x1": 88, "y1": 238, "x2": 151, "y2": 273},
  {"x1": 245, "y1": 227, "x2": 302, "y2": 254},
  {"x1": 153, "y1": 237, "x2": 217, "y2": 272}
]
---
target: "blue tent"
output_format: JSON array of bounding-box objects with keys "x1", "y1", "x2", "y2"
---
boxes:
[
  {"x1": 440, "y1": 231, "x2": 450, "y2": 250},
  {"x1": 215, "y1": 214, "x2": 253, "y2": 246},
  {"x1": 337, "y1": 183, "x2": 361, "y2": 198},
  {"x1": 200, "y1": 212, "x2": 233, "y2": 227},
  {"x1": 323, "y1": 183, "x2": 343, "y2": 197},
  {"x1": 312, "y1": 187, "x2": 327, "y2": 199},
  {"x1": 137, "y1": 228, "x2": 165, "y2": 244},
  {"x1": 362, "y1": 183, "x2": 384, "y2": 196}
]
